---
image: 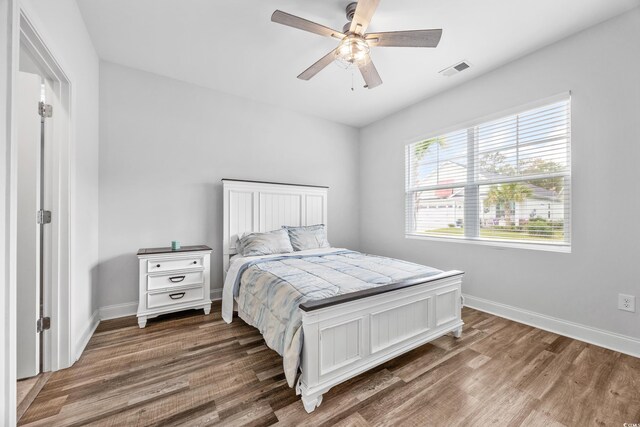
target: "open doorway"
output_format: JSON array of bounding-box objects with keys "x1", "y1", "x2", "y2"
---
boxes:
[
  {"x1": 15, "y1": 41, "x2": 55, "y2": 420},
  {"x1": 11, "y1": 11, "x2": 74, "y2": 422},
  {"x1": 2, "y1": 6, "x2": 76, "y2": 425}
]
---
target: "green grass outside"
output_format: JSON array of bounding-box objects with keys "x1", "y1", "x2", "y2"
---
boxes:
[{"x1": 426, "y1": 227, "x2": 564, "y2": 242}]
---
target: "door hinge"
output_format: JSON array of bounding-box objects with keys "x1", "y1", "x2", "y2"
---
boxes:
[
  {"x1": 38, "y1": 101, "x2": 52, "y2": 118},
  {"x1": 37, "y1": 317, "x2": 51, "y2": 333},
  {"x1": 37, "y1": 209, "x2": 52, "y2": 224}
]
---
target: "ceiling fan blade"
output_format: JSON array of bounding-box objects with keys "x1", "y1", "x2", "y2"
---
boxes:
[
  {"x1": 366, "y1": 29, "x2": 443, "y2": 47},
  {"x1": 272, "y1": 10, "x2": 344, "y2": 39},
  {"x1": 349, "y1": 0, "x2": 380, "y2": 35},
  {"x1": 358, "y1": 55, "x2": 382, "y2": 89},
  {"x1": 297, "y1": 48, "x2": 338, "y2": 81}
]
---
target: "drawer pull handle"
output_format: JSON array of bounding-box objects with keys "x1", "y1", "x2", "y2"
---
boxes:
[
  {"x1": 156, "y1": 264, "x2": 161, "y2": 268},
  {"x1": 169, "y1": 275, "x2": 186, "y2": 283},
  {"x1": 169, "y1": 292, "x2": 185, "y2": 300},
  {"x1": 192, "y1": 261, "x2": 197, "y2": 264}
]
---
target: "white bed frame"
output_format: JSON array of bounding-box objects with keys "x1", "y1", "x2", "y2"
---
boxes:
[{"x1": 222, "y1": 179, "x2": 464, "y2": 413}]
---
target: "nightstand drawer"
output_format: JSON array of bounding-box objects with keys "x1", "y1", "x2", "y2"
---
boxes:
[
  {"x1": 147, "y1": 286, "x2": 204, "y2": 309},
  {"x1": 147, "y1": 270, "x2": 204, "y2": 291},
  {"x1": 147, "y1": 256, "x2": 202, "y2": 273}
]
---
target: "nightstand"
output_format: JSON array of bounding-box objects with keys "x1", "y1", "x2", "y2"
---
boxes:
[{"x1": 136, "y1": 245, "x2": 212, "y2": 328}]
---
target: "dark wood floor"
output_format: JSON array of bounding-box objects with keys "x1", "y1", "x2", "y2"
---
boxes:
[
  {"x1": 17, "y1": 372, "x2": 51, "y2": 421},
  {"x1": 19, "y1": 302, "x2": 640, "y2": 426}
]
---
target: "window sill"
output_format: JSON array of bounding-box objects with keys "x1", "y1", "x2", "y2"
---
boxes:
[{"x1": 405, "y1": 233, "x2": 571, "y2": 253}]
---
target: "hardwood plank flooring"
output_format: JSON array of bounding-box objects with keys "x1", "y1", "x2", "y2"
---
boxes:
[
  {"x1": 19, "y1": 303, "x2": 640, "y2": 426},
  {"x1": 17, "y1": 373, "x2": 51, "y2": 421}
]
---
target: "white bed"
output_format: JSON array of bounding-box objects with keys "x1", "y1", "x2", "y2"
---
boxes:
[{"x1": 222, "y1": 179, "x2": 464, "y2": 413}]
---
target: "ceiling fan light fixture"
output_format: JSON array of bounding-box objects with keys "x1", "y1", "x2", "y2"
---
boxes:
[{"x1": 334, "y1": 34, "x2": 370, "y2": 68}]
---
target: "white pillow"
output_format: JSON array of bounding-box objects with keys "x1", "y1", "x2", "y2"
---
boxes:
[
  {"x1": 283, "y1": 224, "x2": 330, "y2": 251},
  {"x1": 237, "y1": 228, "x2": 294, "y2": 257}
]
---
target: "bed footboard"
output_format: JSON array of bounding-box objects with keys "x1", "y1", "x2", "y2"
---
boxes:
[{"x1": 297, "y1": 270, "x2": 464, "y2": 413}]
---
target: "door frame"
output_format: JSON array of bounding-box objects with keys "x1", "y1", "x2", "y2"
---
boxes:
[
  {"x1": 1, "y1": 2, "x2": 73, "y2": 424},
  {"x1": 20, "y1": 6, "x2": 73, "y2": 375}
]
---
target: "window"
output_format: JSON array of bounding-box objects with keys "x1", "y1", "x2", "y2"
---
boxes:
[{"x1": 405, "y1": 96, "x2": 571, "y2": 250}]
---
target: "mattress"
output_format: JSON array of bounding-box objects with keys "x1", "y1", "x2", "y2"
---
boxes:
[{"x1": 221, "y1": 248, "x2": 442, "y2": 387}]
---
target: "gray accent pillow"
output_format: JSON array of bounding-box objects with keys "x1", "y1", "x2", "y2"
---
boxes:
[
  {"x1": 238, "y1": 228, "x2": 294, "y2": 257},
  {"x1": 234, "y1": 235, "x2": 244, "y2": 255},
  {"x1": 283, "y1": 224, "x2": 330, "y2": 251}
]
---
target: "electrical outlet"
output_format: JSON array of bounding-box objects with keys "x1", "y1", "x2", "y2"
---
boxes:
[{"x1": 618, "y1": 294, "x2": 636, "y2": 312}]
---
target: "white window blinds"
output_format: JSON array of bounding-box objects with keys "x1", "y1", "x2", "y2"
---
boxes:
[{"x1": 405, "y1": 97, "x2": 571, "y2": 248}]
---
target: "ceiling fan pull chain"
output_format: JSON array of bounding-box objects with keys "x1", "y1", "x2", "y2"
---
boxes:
[{"x1": 351, "y1": 69, "x2": 355, "y2": 92}]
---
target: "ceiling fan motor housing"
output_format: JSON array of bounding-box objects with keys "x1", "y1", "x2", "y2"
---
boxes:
[{"x1": 346, "y1": 2, "x2": 358, "y2": 21}]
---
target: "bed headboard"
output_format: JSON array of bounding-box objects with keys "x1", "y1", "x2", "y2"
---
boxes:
[{"x1": 222, "y1": 179, "x2": 328, "y2": 275}]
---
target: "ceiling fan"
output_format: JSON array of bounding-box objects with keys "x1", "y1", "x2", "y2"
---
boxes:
[{"x1": 271, "y1": 0, "x2": 442, "y2": 89}]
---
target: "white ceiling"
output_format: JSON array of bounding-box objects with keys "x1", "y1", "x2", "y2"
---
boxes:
[{"x1": 77, "y1": 0, "x2": 639, "y2": 127}]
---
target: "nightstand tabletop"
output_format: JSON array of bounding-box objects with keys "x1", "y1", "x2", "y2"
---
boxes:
[{"x1": 137, "y1": 245, "x2": 212, "y2": 256}]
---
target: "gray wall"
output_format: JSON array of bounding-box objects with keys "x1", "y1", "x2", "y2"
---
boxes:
[
  {"x1": 0, "y1": 1, "x2": 13, "y2": 416},
  {"x1": 98, "y1": 62, "x2": 360, "y2": 307},
  {"x1": 359, "y1": 8, "x2": 640, "y2": 338}
]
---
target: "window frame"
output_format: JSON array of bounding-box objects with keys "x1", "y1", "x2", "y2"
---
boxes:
[{"x1": 404, "y1": 93, "x2": 572, "y2": 253}]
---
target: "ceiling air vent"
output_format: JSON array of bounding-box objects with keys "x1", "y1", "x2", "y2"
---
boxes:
[{"x1": 440, "y1": 60, "x2": 471, "y2": 77}]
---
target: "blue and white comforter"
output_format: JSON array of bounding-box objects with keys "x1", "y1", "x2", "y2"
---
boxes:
[{"x1": 222, "y1": 248, "x2": 442, "y2": 387}]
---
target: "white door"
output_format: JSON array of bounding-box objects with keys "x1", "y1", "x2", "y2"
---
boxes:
[{"x1": 16, "y1": 71, "x2": 43, "y2": 379}]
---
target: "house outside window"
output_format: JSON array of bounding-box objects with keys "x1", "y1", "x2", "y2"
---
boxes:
[{"x1": 405, "y1": 95, "x2": 571, "y2": 250}]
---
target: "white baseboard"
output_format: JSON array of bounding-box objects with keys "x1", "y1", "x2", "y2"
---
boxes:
[
  {"x1": 98, "y1": 289, "x2": 223, "y2": 321},
  {"x1": 99, "y1": 301, "x2": 138, "y2": 320},
  {"x1": 211, "y1": 288, "x2": 222, "y2": 300},
  {"x1": 463, "y1": 294, "x2": 640, "y2": 358},
  {"x1": 75, "y1": 310, "x2": 100, "y2": 361}
]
